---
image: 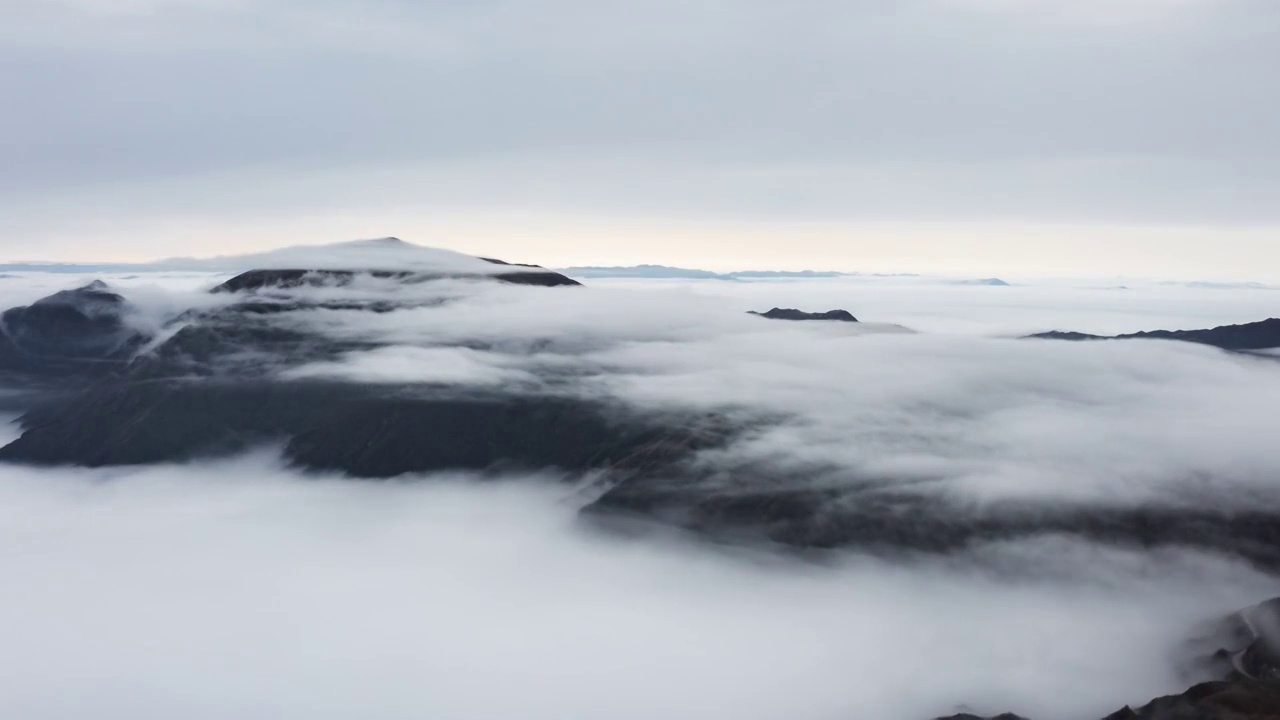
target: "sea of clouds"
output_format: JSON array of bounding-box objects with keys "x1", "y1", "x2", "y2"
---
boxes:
[{"x1": 0, "y1": 263, "x2": 1277, "y2": 719}]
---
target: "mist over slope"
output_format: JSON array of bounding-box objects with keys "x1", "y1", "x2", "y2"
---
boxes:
[{"x1": 0, "y1": 240, "x2": 1278, "y2": 719}]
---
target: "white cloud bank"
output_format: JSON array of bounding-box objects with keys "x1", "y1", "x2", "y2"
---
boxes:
[
  {"x1": 0, "y1": 457, "x2": 1272, "y2": 720},
  {"x1": 268, "y1": 274, "x2": 1280, "y2": 510},
  {"x1": 1, "y1": 263, "x2": 1279, "y2": 719}
]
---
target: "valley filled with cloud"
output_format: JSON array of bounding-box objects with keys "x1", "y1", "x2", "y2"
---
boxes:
[{"x1": 0, "y1": 241, "x2": 1277, "y2": 719}]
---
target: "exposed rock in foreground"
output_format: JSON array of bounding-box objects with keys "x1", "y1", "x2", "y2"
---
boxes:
[
  {"x1": 1028, "y1": 318, "x2": 1280, "y2": 351},
  {"x1": 952, "y1": 681, "x2": 1280, "y2": 720},
  {"x1": 1102, "y1": 680, "x2": 1280, "y2": 719},
  {"x1": 936, "y1": 598, "x2": 1280, "y2": 720},
  {"x1": 749, "y1": 307, "x2": 859, "y2": 322}
]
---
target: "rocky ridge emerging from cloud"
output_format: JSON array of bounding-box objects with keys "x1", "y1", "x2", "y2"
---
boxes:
[
  {"x1": 748, "y1": 307, "x2": 859, "y2": 322},
  {"x1": 3, "y1": 239, "x2": 1280, "y2": 718},
  {"x1": 2, "y1": 240, "x2": 1280, "y2": 567},
  {"x1": 1029, "y1": 318, "x2": 1280, "y2": 352}
]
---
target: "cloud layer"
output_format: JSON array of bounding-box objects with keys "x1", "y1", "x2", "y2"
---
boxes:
[
  {"x1": 255, "y1": 273, "x2": 1280, "y2": 513},
  {"x1": 2, "y1": 264, "x2": 1279, "y2": 718},
  {"x1": 0, "y1": 457, "x2": 1273, "y2": 720}
]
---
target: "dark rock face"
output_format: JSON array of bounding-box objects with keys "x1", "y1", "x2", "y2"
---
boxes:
[
  {"x1": 214, "y1": 266, "x2": 581, "y2": 293},
  {"x1": 0, "y1": 281, "x2": 148, "y2": 379},
  {"x1": 1101, "y1": 681, "x2": 1280, "y2": 719},
  {"x1": 1181, "y1": 599, "x2": 1280, "y2": 688},
  {"x1": 213, "y1": 269, "x2": 415, "y2": 292},
  {"x1": 0, "y1": 379, "x2": 718, "y2": 475},
  {"x1": 4, "y1": 259, "x2": 1280, "y2": 720},
  {"x1": 6, "y1": 274, "x2": 1280, "y2": 571},
  {"x1": 932, "y1": 598, "x2": 1280, "y2": 720},
  {"x1": 1029, "y1": 318, "x2": 1280, "y2": 351},
  {"x1": 0, "y1": 264, "x2": 710, "y2": 478},
  {"x1": 749, "y1": 307, "x2": 859, "y2": 322},
  {"x1": 584, "y1": 468, "x2": 1280, "y2": 570},
  {"x1": 492, "y1": 269, "x2": 582, "y2": 287}
]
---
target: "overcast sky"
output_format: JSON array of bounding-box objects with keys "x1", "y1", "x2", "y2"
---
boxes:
[{"x1": 2, "y1": 0, "x2": 1277, "y2": 277}]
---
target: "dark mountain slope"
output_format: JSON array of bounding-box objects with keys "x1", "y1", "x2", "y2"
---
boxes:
[
  {"x1": 938, "y1": 597, "x2": 1280, "y2": 720},
  {"x1": 0, "y1": 379, "x2": 718, "y2": 476},
  {"x1": 0, "y1": 280, "x2": 148, "y2": 379},
  {"x1": 582, "y1": 465, "x2": 1280, "y2": 570},
  {"x1": 1029, "y1": 318, "x2": 1280, "y2": 351},
  {"x1": 0, "y1": 261, "x2": 720, "y2": 478},
  {"x1": 214, "y1": 266, "x2": 580, "y2": 293}
]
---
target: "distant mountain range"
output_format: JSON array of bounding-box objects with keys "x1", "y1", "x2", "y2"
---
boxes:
[
  {"x1": 8, "y1": 256, "x2": 1275, "y2": 294},
  {"x1": 559, "y1": 264, "x2": 857, "y2": 280},
  {"x1": 0, "y1": 262, "x2": 176, "y2": 274},
  {"x1": 558, "y1": 265, "x2": 1024, "y2": 287}
]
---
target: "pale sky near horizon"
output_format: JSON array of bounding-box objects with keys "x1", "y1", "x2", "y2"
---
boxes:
[{"x1": 2, "y1": 0, "x2": 1278, "y2": 279}]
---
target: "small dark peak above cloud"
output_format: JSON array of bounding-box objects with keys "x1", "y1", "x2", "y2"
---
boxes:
[
  {"x1": 749, "y1": 307, "x2": 859, "y2": 322},
  {"x1": 1028, "y1": 318, "x2": 1280, "y2": 352},
  {"x1": 946, "y1": 278, "x2": 1013, "y2": 287},
  {"x1": 33, "y1": 279, "x2": 120, "y2": 309},
  {"x1": 0, "y1": 279, "x2": 148, "y2": 379},
  {"x1": 490, "y1": 269, "x2": 581, "y2": 287}
]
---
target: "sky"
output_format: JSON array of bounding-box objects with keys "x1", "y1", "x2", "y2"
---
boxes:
[{"x1": 2, "y1": 0, "x2": 1278, "y2": 277}]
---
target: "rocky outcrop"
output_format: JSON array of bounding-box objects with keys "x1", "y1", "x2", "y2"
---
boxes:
[
  {"x1": 584, "y1": 468, "x2": 1280, "y2": 570},
  {"x1": 0, "y1": 379, "x2": 720, "y2": 475},
  {"x1": 0, "y1": 280, "x2": 148, "y2": 379},
  {"x1": 1102, "y1": 680, "x2": 1280, "y2": 719},
  {"x1": 1029, "y1": 319, "x2": 1280, "y2": 352},
  {"x1": 5, "y1": 272, "x2": 1280, "y2": 572},
  {"x1": 1180, "y1": 598, "x2": 1280, "y2": 688},
  {"x1": 214, "y1": 265, "x2": 580, "y2": 293},
  {"x1": 4, "y1": 250, "x2": 1280, "y2": 720},
  {"x1": 933, "y1": 598, "x2": 1280, "y2": 720},
  {"x1": 0, "y1": 260, "x2": 716, "y2": 477},
  {"x1": 749, "y1": 307, "x2": 859, "y2": 322}
]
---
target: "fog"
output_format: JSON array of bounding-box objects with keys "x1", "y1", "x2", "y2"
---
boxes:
[
  {"x1": 582, "y1": 275, "x2": 1280, "y2": 336},
  {"x1": 0, "y1": 457, "x2": 1272, "y2": 720},
  {"x1": 1, "y1": 263, "x2": 1279, "y2": 719},
  {"x1": 272, "y1": 274, "x2": 1280, "y2": 510}
]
